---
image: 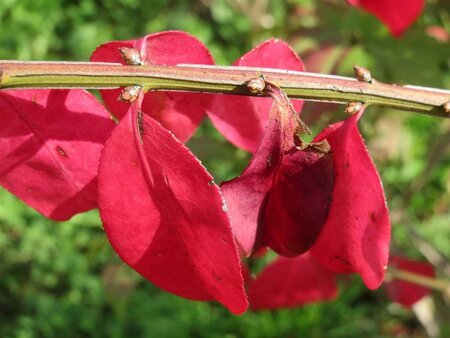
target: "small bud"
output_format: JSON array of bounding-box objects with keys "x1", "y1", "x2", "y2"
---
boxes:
[
  {"x1": 118, "y1": 47, "x2": 143, "y2": 65},
  {"x1": 353, "y1": 65, "x2": 372, "y2": 83},
  {"x1": 443, "y1": 101, "x2": 450, "y2": 115},
  {"x1": 246, "y1": 76, "x2": 266, "y2": 95},
  {"x1": 118, "y1": 85, "x2": 142, "y2": 103},
  {"x1": 344, "y1": 101, "x2": 363, "y2": 115}
]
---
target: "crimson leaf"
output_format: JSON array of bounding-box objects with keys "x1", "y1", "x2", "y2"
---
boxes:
[
  {"x1": 347, "y1": 0, "x2": 424, "y2": 37},
  {"x1": 310, "y1": 111, "x2": 391, "y2": 290},
  {"x1": 98, "y1": 101, "x2": 248, "y2": 314},
  {"x1": 248, "y1": 253, "x2": 338, "y2": 311},
  {"x1": 0, "y1": 89, "x2": 114, "y2": 220}
]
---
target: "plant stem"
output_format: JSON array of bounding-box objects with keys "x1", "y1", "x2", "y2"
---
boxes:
[
  {"x1": 0, "y1": 61, "x2": 449, "y2": 118},
  {"x1": 388, "y1": 268, "x2": 450, "y2": 295}
]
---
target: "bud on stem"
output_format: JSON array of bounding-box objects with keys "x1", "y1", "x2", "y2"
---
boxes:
[
  {"x1": 345, "y1": 102, "x2": 363, "y2": 115},
  {"x1": 118, "y1": 85, "x2": 142, "y2": 102},
  {"x1": 353, "y1": 65, "x2": 373, "y2": 83},
  {"x1": 118, "y1": 47, "x2": 144, "y2": 66}
]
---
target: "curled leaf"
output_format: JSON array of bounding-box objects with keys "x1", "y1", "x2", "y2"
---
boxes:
[
  {"x1": 91, "y1": 31, "x2": 215, "y2": 142},
  {"x1": 221, "y1": 84, "x2": 333, "y2": 256},
  {"x1": 98, "y1": 102, "x2": 248, "y2": 314},
  {"x1": 0, "y1": 89, "x2": 114, "y2": 220},
  {"x1": 248, "y1": 253, "x2": 338, "y2": 311},
  {"x1": 310, "y1": 111, "x2": 391, "y2": 290},
  {"x1": 347, "y1": 0, "x2": 424, "y2": 37},
  {"x1": 385, "y1": 255, "x2": 435, "y2": 308},
  {"x1": 208, "y1": 38, "x2": 305, "y2": 153}
]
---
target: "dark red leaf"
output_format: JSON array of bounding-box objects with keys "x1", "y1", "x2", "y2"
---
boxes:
[
  {"x1": 91, "y1": 31, "x2": 215, "y2": 142},
  {"x1": 0, "y1": 89, "x2": 114, "y2": 220},
  {"x1": 385, "y1": 255, "x2": 435, "y2": 308},
  {"x1": 208, "y1": 39, "x2": 305, "y2": 153},
  {"x1": 97, "y1": 101, "x2": 248, "y2": 314},
  {"x1": 248, "y1": 253, "x2": 338, "y2": 311},
  {"x1": 310, "y1": 111, "x2": 391, "y2": 290},
  {"x1": 221, "y1": 86, "x2": 333, "y2": 256},
  {"x1": 263, "y1": 149, "x2": 334, "y2": 256},
  {"x1": 347, "y1": 0, "x2": 424, "y2": 37}
]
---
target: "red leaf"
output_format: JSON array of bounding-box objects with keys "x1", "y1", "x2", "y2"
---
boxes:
[
  {"x1": 0, "y1": 89, "x2": 114, "y2": 220},
  {"x1": 221, "y1": 86, "x2": 333, "y2": 256},
  {"x1": 248, "y1": 253, "x2": 338, "y2": 311},
  {"x1": 385, "y1": 255, "x2": 435, "y2": 308},
  {"x1": 97, "y1": 101, "x2": 248, "y2": 314},
  {"x1": 91, "y1": 31, "x2": 214, "y2": 142},
  {"x1": 347, "y1": 0, "x2": 424, "y2": 37},
  {"x1": 208, "y1": 39, "x2": 305, "y2": 153},
  {"x1": 263, "y1": 150, "x2": 334, "y2": 256},
  {"x1": 310, "y1": 111, "x2": 391, "y2": 290}
]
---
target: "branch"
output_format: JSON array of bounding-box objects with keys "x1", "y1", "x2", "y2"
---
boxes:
[
  {"x1": 388, "y1": 268, "x2": 450, "y2": 296},
  {"x1": 0, "y1": 61, "x2": 449, "y2": 118}
]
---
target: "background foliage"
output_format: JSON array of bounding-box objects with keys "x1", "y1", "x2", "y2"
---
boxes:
[{"x1": 0, "y1": 0, "x2": 449, "y2": 337}]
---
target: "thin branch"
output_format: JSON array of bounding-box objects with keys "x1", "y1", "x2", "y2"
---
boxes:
[
  {"x1": 388, "y1": 268, "x2": 450, "y2": 296},
  {"x1": 0, "y1": 61, "x2": 449, "y2": 118}
]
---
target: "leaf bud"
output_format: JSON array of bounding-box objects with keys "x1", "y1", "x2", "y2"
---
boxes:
[
  {"x1": 118, "y1": 85, "x2": 142, "y2": 103},
  {"x1": 118, "y1": 47, "x2": 144, "y2": 65},
  {"x1": 246, "y1": 76, "x2": 266, "y2": 95},
  {"x1": 353, "y1": 65, "x2": 372, "y2": 83},
  {"x1": 344, "y1": 101, "x2": 363, "y2": 115}
]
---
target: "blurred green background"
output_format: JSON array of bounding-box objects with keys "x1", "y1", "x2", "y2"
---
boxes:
[{"x1": 0, "y1": 0, "x2": 449, "y2": 337}]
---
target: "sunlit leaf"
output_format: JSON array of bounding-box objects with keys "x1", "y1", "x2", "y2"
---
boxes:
[
  {"x1": 248, "y1": 253, "x2": 338, "y2": 310},
  {"x1": 310, "y1": 111, "x2": 391, "y2": 290},
  {"x1": 98, "y1": 101, "x2": 248, "y2": 314},
  {"x1": 0, "y1": 89, "x2": 114, "y2": 220},
  {"x1": 347, "y1": 0, "x2": 424, "y2": 37}
]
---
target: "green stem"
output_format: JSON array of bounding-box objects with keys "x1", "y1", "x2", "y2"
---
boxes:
[
  {"x1": 0, "y1": 61, "x2": 449, "y2": 118},
  {"x1": 388, "y1": 268, "x2": 450, "y2": 294}
]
